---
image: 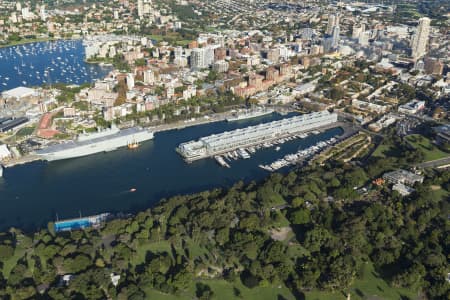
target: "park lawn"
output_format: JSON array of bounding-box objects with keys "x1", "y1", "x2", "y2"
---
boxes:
[
  {"x1": 132, "y1": 240, "x2": 172, "y2": 265},
  {"x1": 2, "y1": 247, "x2": 27, "y2": 279},
  {"x1": 372, "y1": 143, "x2": 395, "y2": 158},
  {"x1": 429, "y1": 186, "x2": 449, "y2": 201},
  {"x1": 148, "y1": 33, "x2": 191, "y2": 46},
  {"x1": 204, "y1": 279, "x2": 296, "y2": 300},
  {"x1": 16, "y1": 126, "x2": 35, "y2": 137},
  {"x1": 132, "y1": 238, "x2": 210, "y2": 266},
  {"x1": 144, "y1": 279, "x2": 296, "y2": 300},
  {"x1": 141, "y1": 262, "x2": 420, "y2": 300},
  {"x1": 306, "y1": 262, "x2": 419, "y2": 300},
  {"x1": 405, "y1": 134, "x2": 449, "y2": 161},
  {"x1": 266, "y1": 210, "x2": 291, "y2": 228},
  {"x1": 183, "y1": 238, "x2": 209, "y2": 259}
]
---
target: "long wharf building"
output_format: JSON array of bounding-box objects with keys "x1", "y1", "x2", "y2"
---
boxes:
[{"x1": 177, "y1": 111, "x2": 338, "y2": 161}]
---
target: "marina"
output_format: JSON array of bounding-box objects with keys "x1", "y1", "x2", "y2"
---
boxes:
[
  {"x1": 0, "y1": 40, "x2": 112, "y2": 92},
  {"x1": 177, "y1": 111, "x2": 338, "y2": 162},
  {"x1": 259, "y1": 137, "x2": 338, "y2": 172}
]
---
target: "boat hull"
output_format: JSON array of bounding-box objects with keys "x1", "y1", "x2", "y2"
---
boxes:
[{"x1": 36, "y1": 128, "x2": 154, "y2": 161}]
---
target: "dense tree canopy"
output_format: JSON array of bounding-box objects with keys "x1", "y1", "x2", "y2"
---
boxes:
[{"x1": 0, "y1": 139, "x2": 448, "y2": 299}]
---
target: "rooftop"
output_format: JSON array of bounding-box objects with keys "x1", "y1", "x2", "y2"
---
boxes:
[{"x1": 1, "y1": 86, "x2": 36, "y2": 99}]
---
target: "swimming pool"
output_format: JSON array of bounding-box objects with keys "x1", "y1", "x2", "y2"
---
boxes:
[{"x1": 54, "y1": 219, "x2": 91, "y2": 232}]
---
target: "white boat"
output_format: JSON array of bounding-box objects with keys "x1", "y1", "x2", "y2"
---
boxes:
[
  {"x1": 214, "y1": 155, "x2": 230, "y2": 168},
  {"x1": 237, "y1": 148, "x2": 250, "y2": 159}
]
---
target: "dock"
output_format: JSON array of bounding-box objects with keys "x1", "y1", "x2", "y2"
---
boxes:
[{"x1": 177, "y1": 111, "x2": 340, "y2": 163}]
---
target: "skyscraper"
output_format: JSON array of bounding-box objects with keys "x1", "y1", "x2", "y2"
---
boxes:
[
  {"x1": 358, "y1": 31, "x2": 371, "y2": 46},
  {"x1": 326, "y1": 13, "x2": 340, "y2": 35},
  {"x1": 126, "y1": 73, "x2": 135, "y2": 90},
  {"x1": 352, "y1": 23, "x2": 365, "y2": 39},
  {"x1": 190, "y1": 48, "x2": 208, "y2": 70},
  {"x1": 331, "y1": 25, "x2": 340, "y2": 48},
  {"x1": 411, "y1": 17, "x2": 430, "y2": 60},
  {"x1": 137, "y1": 0, "x2": 144, "y2": 18}
]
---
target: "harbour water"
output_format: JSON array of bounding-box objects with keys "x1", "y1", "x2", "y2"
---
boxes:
[
  {"x1": 0, "y1": 114, "x2": 343, "y2": 231},
  {"x1": 0, "y1": 39, "x2": 112, "y2": 92}
]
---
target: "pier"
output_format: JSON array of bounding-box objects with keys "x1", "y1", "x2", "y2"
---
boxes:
[{"x1": 177, "y1": 111, "x2": 339, "y2": 163}]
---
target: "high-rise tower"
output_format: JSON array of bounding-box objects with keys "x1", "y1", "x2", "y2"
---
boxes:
[
  {"x1": 411, "y1": 17, "x2": 430, "y2": 60},
  {"x1": 326, "y1": 13, "x2": 340, "y2": 35},
  {"x1": 137, "y1": 0, "x2": 144, "y2": 18}
]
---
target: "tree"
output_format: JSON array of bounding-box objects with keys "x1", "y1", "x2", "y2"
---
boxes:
[
  {"x1": 241, "y1": 271, "x2": 259, "y2": 288},
  {"x1": 215, "y1": 227, "x2": 229, "y2": 246},
  {"x1": 289, "y1": 208, "x2": 311, "y2": 225},
  {"x1": 303, "y1": 227, "x2": 332, "y2": 253},
  {"x1": 392, "y1": 263, "x2": 426, "y2": 289},
  {"x1": 62, "y1": 254, "x2": 92, "y2": 274},
  {"x1": 171, "y1": 268, "x2": 192, "y2": 290},
  {"x1": 196, "y1": 283, "x2": 214, "y2": 300}
]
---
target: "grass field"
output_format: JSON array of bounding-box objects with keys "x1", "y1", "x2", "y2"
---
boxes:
[
  {"x1": 148, "y1": 34, "x2": 192, "y2": 46},
  {"x1": 372, "y1": 143, "x2": 396, "y2": 158},
  {"x1": 305, "y1": 262, "x2": 418, "y2": 300},
  {"x1": 16, "y1": 126, "x2": 35, "y2": 137},
  {"x1": 144, "y1": 279, "x2": 296, "y2": 300},
  {"x1": 2, "y1": 247, "x2": 27, "y2": 278},
  {"x1": 141, "y1": 261, "x2": 419, "y2": 300},
  {"x1": 405, "y1": 134, "x2": 449, "y2": 161}
]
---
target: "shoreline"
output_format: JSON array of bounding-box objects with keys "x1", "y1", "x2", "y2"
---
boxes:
[
  {"x1": 0, "y1": 37, "x2": 76, "y2": 49},
  {"x1": 0, "y1": 125, "x2": 343, "y2": 233},
  {"x1": 2, "y1": 108, "x2": 293, "y2": 168}
]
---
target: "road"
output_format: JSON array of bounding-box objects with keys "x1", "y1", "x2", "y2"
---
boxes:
[{"x1": 416, "y1": 156, "x2": 450, "y2": 169}]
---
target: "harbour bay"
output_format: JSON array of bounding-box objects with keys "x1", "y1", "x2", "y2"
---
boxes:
[
  {"x1": 0, "y1": 39, "x2": 111, "y2": 92},
  {"x1": 0, "y1": 113, "x2": 342, "y2": 231}
]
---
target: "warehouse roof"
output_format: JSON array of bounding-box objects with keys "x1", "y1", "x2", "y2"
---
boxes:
[{"x1": 2, "y1": 87, "x2": 36, "y2": 99}]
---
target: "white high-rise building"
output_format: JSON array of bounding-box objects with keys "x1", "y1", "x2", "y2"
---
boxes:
[
  {"x1": 137, "y1": 0, "x2": 144, "y2": 18},
  {"x1": 352, "y1": 23, "x2": 365, "y2": 39},
  {"x1": 126, "y1": 73, "x2": 135, "y2": 90},
  {"x1": 204, "y1": 46, "x2": 215, "y2": 66},
  {"x1": 331, "y1": 25, "x2": 340, "y2": 48},
  {"x1": 190, "y1": 48, "x2": 208, "y2": 70},
  {"x1": 326, "y1": 13, "x2": 340, "y2": 35},
  {"x1": 411, "y1": 17, "x2": 430, "y2": 60},
  {"x1": 16, "y1": 2, "x2": 21, "y2": 11},
  {"x1": 359, "y1": 31, "x2": 371, "y2": 46},
  {"x1": 174, "y1": 46, "x2": 183, "y2": 59},
  {"x1": 10, "y1": 12, "x2": 18, "y2": 23},
  {"x1": 39, "y1": 5, "x2": 47, "y2": 21},
  {"x1": 144, "y1": 70, "x2": 155, "y2": 85},
  {"x1": 21, "y1": 7, "x2": 32, "y2": 20}
]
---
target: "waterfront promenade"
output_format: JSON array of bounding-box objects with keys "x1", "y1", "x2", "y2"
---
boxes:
[{"x1": 2, "y1": 106, "x2": 293, "y2": 168}]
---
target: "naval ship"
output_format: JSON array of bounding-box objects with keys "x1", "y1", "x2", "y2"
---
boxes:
[{"x1": 35, "y1": 126, "x2": 154, "y2": 161}]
